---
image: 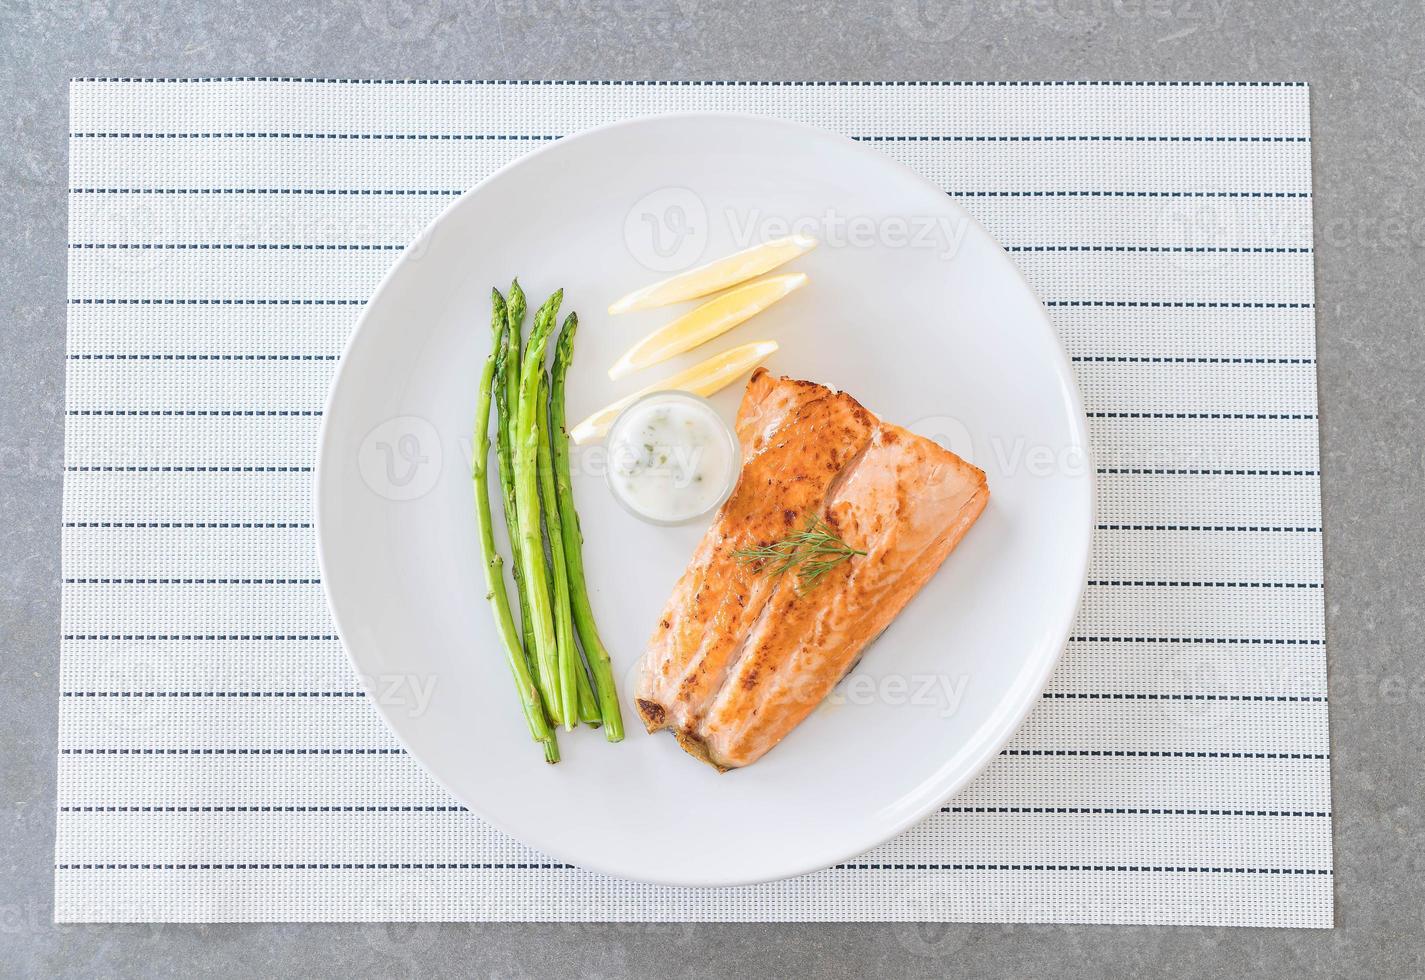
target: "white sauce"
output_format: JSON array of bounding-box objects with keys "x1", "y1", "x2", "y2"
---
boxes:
[{"x1": 605, "y1": 392, "x2": 737, "y2": 524}]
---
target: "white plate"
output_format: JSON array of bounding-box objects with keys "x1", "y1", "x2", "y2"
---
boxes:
[{"x1": 316, "y1": 113, "x2": 1092, "y2": 887}]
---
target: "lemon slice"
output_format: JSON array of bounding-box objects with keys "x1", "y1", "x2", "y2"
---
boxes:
[
  {"x1": 608, "y1": 273, "x2": 806, "y2": 380},
  {"x1": 607, "y1": 235, "x2": 817, "y2": 315},
  {"x1": 569, "y1": 341, "x2": 778, "y2": 445}
]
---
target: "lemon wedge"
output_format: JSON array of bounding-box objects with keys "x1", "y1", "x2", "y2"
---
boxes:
[
  {"x1": 608, "y1": 273, "x2": 806, "y2": 380},
  {"x1": 569, "y1": 340, "x2": 778, "y2": 445},
  {"x1": 607, "y1": 235, "x2": 817, "y2": 315}
]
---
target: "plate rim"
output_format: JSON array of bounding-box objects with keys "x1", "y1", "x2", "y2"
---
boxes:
[{"x1": 314, "y1": 110, "x2": 1095, "y2": 886}]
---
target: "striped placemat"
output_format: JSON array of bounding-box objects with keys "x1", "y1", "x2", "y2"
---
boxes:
[{"x1": 58, "y1": 79, "x2": 1330, "y2": 926}]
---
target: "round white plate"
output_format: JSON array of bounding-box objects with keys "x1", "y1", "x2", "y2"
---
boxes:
[{"x1": 316, "y1": 113, "x2": 1092, "y2": 887}]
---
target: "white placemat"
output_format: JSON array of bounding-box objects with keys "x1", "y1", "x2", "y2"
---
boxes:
[{"x1": 57, "y1": 79, "x2": 1331, "y2": 927}]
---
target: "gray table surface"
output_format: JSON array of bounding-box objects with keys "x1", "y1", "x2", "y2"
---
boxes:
[{"x1": 4, "y1": 1, "x2": 1422, "y2": 976}]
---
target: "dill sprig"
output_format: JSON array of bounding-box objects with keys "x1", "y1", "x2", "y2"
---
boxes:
[{"x1": 734, "y1": 514, "x2": 866, "y2": 595}]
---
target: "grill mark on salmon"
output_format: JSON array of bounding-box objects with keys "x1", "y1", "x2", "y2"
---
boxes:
[{"x1": 634, "y1": 373, "x2": 989, "y2": 769}]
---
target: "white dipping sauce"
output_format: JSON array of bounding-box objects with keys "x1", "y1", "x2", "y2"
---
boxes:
[{"x1": 605, "y1": 391, "x2": 739, "y2": 525}]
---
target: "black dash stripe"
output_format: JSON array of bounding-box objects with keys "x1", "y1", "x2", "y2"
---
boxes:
[
  {"x1": 68, "y1": 354, "x2": 338, "y2": 362},
  {"x1": 67, "y1": 409, "x2": 322, "y2": 417},
  {"x1": 62, "y1": 634, "x2": 338, "y2": 641},
  {"x1": 870, "y1": 134, "x2": 1308, "y2": 142},
  {"x1": 60, "y1": 805, "x2": 469, "y2": 813},
  {"x1": 72, "y1": 131, "x2": 564, "y2": 140},
  {"x1": 1073, "y1": 356, "x2": 1315, "y2": 364},
  {"x1": 1087, "y1": 411, "x2": 1316, "y2": 420},
  {"x1": 61, "y1": 690, "x2": 361, "y2": 698},
  {"x1": 65, "y1": 578, "x2": 320, "y2": 585},
  {"x1": 1086, "y1": 579, "x2": 1321, "y2": 589},
  {"x1": 1096, "y1": 523, "x2": 1320, "y2": 532},
  {"x1": 70, "y1": 243, "x2": 406, "y2": 251},
  {"x1": 1001, "y1": 749, "x2": 1327, "y2": 759},
  {"x1": 66, "y1": 465, "x2": 312, "y2": 472},
  {"x1": 950, "y1": 189, "x2": 1308, "y2": 198},
  {"x1": 63, "y1": 521, "x2": 313, "y2": 528},
  {"x1": 71, "y1": 187, "x2": 465, "y2": 196},
  {"x1": 831, "y1": 863, "x2": 1328, "y2": 874},
  {"x1": 60, "y1": 747, "x2": 398, "y2": 755},
  {"x1": 1041, "y1": 692, "x2": 1326, "y2": 703},
  {"x1": 1098, "y1": 467, "x2": 1320, "y2": 477},
  {"x1": 1011, "y1": 245, "x2": 1312, "y2": 254},
  {"x1": 56, "y1": 861, "x2": 572, "y2": 870},
  {"x1": 1070, "y1": 636, "x2": 1323, "y2": 646},
  {"x1": 1047, "y1": 300, "x2": 1312, "y2": 309},
  {"x1": 69, "y1": 298, "x2": 366, "y2": 306},
  {"x1": 941, "y1": 806, "x2": 1329, "y2": 817}
]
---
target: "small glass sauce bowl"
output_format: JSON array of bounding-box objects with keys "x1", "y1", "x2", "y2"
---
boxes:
[{"x1": 603, "y1": 390, "x2": 741, "y2": 526}]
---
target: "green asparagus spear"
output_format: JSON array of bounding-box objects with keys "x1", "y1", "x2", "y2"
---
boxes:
[
  {"x1": 530, "y1": 417, "x2": 600, "y2": 729},
  {"x1": 494, "y1": 281, "x2": 535, "y2": 662},
  {"x1": 550, "y1": 312, "x2": 626, "y2": 741},
  {"x1": 514, "y1": 290, "x2": 564, "y2": 724},
  {"x1": 536, "y1": 371, "x2": 589, "y2": 731},
  {"x1": 537, "y1": 396, "x2": 603, "y2": 729},
  {"x1": 475, "y1": 289, "x2": 557, "y2": 762},
  {"x1": 544, "y1": 317, "x2": 607, "y2": 729},
  {"x1": 535, "y1": 470, "x2": 601, "y2": 729},
  {"x1": 536, "y1": 539, "x2": 602, "y2": 727},
  {"x1": 569, "y1": 576, "x2": 604, "y2": 727}
]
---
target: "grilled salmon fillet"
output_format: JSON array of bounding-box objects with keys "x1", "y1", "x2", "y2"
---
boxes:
[{"x1": 635, "y1": 370, "x2": 989, "y2": 769}]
